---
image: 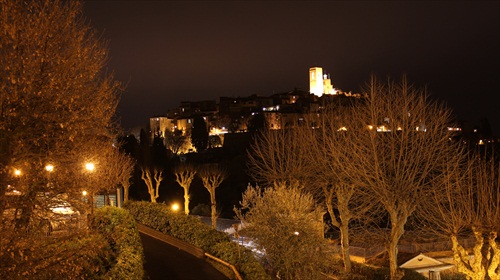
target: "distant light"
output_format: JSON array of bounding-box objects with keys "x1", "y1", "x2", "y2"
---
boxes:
[
  {"x1": 82, "y1": 190, "x2": 88, "y2": 196},
  {"x1": 45, "y1": 164, "x2": 54, "y2": 172},
  {"x1": 293, "y1": 231, "x2": 299, "y2": 236},
  {"x1": 14, "y1": 169, "x2": 21, "y2": 176},
  {"x1": 85, "y1": 163, "x2": 95, "y2": 171}
]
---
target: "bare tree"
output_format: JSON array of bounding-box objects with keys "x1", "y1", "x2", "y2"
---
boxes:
[
  {"x1": 248, "y1": 109, "x2": 366, "y2": 273},
  {"x1": 303, "y1": 105, "x2": 372, "y2": 273},
  {"x1": 140, "y1": 167, "x2": 164, "y2": 203},
  {"x1": 338, "y1": 76, "x2": 460, "y2": 279},
  {"x1": 198, "y1": 164, "x2": 226, "y2": 229},
  {"x1": 418, "y1": 154, "x2": 499, "y2": 280},
  {"x1": 247, "y1": 109, "x2": 365, "y2": 273},
  {"x1": 247, "y1": 127, "x2": 308, "y2": 187},
  {"x1": 97, "y1": 147, "x2": 135, "y2": 203},
  {"x1": 174, "y1": 164, "x2": 197, "y2": 214}
]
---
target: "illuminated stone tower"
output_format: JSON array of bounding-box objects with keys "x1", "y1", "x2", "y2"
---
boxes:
[{"x1": 309, "y1": 67, "x2": 323, "y2": 96}]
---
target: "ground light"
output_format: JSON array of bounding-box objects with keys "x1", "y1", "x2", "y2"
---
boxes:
[{"x1": 171, "y1": 203, "x2": 180, "y2": 212}]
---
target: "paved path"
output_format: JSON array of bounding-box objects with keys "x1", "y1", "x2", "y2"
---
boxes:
[{"x1": 140, "y1": 232, "x2": 230, "y2": 280}]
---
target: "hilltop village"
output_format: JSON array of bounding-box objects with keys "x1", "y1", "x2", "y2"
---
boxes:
[
  {"x1": 150, "y1": 67, "x2": 358, "y2": 153},
  {"x1": 146, "y1": 67, "x2": 492, "y2": 154}
]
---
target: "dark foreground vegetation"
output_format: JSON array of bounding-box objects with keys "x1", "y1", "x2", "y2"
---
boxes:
[{"x1": 0, "y1": 207, "x2": 144, "y2": 279}]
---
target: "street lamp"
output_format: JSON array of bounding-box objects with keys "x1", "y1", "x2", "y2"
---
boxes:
[
  {"x1": 85, "y1": 162, "x2": 95, "y2": 172},
  {"x1": 45, "y1": 164, "x2": 54, "y2": 172}
]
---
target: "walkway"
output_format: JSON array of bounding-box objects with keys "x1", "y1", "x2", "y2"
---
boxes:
[{"x1": 139, "y1": 231, "x2": 230, "y2": 280}]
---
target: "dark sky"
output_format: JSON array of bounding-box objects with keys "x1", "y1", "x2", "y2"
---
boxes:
[{"x1": 83, "y1": 1, "x2": 499, "y2": 135}]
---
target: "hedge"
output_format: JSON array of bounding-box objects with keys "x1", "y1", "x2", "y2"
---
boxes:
[
  {"x1": 125, "y1": 201, "x2": 270, "y2": 280},
  {"x1": 91, "y1": 206, "x2": 145, "y2": 280}
]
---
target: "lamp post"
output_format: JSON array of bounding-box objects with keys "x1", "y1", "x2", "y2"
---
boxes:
[{"x1": 85, "y1": 162, "x2": 95, "y2": 215}]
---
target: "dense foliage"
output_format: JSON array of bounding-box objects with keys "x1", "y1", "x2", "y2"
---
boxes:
[
  {"x1": 125, "y1": 200, "x2": 270, "y2": 280},
  {"x1": 91, "y1": 206, "x2": 145, "y2": 280},
  {"x1": 235, "y1": 183, "x2": 330, "y2": 279},
  {"x1": 0, "y1": 0, "x2": 123, "y2": 228},
  {"x1": 0, "y1": 207, "x2": 144, "y2": 279}
]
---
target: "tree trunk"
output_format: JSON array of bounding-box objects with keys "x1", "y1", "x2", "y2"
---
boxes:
[
  {"x1": 210, "y1": 189, "x2": 216, "y2": 229},
  {"x1": 339, "y1": 221, "x2": 352, "y2": 273},
  {"x1": 387, "y1": 238, "x2": 402, "y2": 280},
  {"x1": 0, "y1": 131, "x2": 10, "y2": 221},
  {"x1": 388, "y1": 216, "x2": 405, "y2": 280},
  {"x1": 0, "y1": 172, "x2": 7, "y2": 221},
  {"x1": 326, "y1": 188, "x2": 352, "y2": 273},
  {"x1": 149, "y1": 190, "x2": 157, "y2": 203},
  {"x1": 487, "y1": 232, "x2": 500, "y2": 279},
  {"x1": 123, "y1": 186, "x2": 129, "y2": 202},
  {"x1": 15, "y1": 188, "x2": 37, "y2": 232},
  {"x1": 184, "y1": 187, "x2": 190, "y2": 215},
  {"x1": 451, "y1": 233, "x2": 487, "y2": 280}
]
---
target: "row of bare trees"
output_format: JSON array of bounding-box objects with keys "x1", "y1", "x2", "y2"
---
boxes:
[
  {"x1": 246, "y1": 76, "x2": 499, "y2": 280},
  {"x1": 139, "y1": 163, "x2": 227, "y2": 229}
]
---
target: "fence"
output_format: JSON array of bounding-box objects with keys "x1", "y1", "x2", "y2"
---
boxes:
[{"x1": 332, "y1": 237, "x2": 476, "y2": 262}]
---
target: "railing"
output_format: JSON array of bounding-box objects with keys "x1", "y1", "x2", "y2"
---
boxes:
[{"x1": 204, "y1": 252, "x2": 243, "y2": 280}]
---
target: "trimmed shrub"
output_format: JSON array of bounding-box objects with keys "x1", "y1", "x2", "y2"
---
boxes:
[
  {"x1": 91, "y1": 206, "x2": 145, "y2": 280},
  {"x1": 125, "y1": 201, "x2": 270, "y2": 280}
]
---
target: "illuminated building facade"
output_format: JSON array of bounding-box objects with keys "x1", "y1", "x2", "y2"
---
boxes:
[
  {"x1": 309, "y1": 67, "x2": 323, "y2": 96},
  {"x1": 309, "y1": 66, "x2": 337, "y2": 96}
]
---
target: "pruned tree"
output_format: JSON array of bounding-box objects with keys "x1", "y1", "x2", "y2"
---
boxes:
[
  {"x1": 140, "y1": 167, "x2": 164, "y2": 203},
  {"x1": 119, "y1": 159, "x2": 135, "y2": 203},
  {"x1": 174, "y1": 164, "x2": 197, "y2": 214},
  {"x1": 418, "y1": 154, "x2": 499, "y2": 280},
  {"x1": 338, "y1": 76, "x2": 460, "y2": 280},
  {"x1": 198, "y1": 164, "x2": 226, "y2": 229},
  {"x1": 235, "y1": 183, "x2": 328, "y2": 279}
]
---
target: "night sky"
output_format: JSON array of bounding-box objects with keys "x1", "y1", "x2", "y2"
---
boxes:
[{"x1": 83, "y1": 1, "x2": 499, "y2": 135}]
